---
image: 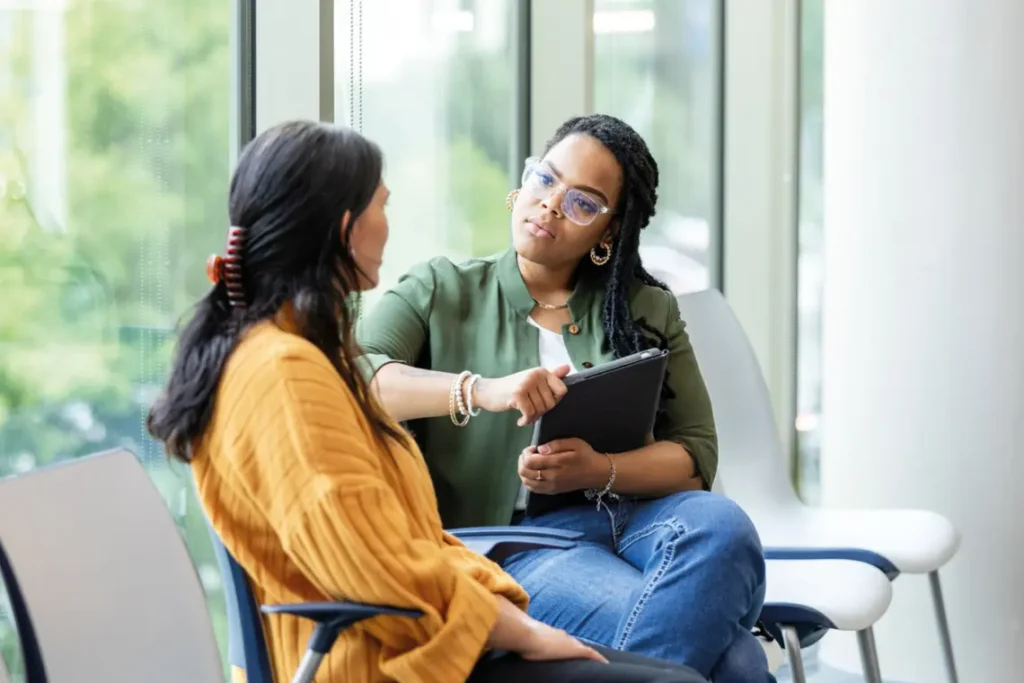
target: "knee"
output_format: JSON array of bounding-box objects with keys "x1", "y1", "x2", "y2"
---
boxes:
[{"x1": 667, "y1": 491, "x2": 763, "y2": 563}]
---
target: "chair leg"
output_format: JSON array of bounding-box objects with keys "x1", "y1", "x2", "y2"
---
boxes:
[
  {"x1": 782, "y1": 626, "x2": 807, "y2": 683},
  {"x1": 292, "y1": 650, "x2": 325, "y2": 683},
  {"x1": 929, "y1": 570, "x2": 959, "y2": 683},
  {"x1": 856, "y1": 627, "x2": 883, "y2": 683}
]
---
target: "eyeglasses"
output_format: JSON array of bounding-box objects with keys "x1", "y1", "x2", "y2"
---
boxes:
[{"x1": 520, "y1": 157, "x2": 612, "y2": 226}]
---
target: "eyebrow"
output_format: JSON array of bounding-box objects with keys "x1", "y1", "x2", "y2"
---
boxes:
[{"x1": 546, "y1": 160, "x2": 610, "y2": 205}]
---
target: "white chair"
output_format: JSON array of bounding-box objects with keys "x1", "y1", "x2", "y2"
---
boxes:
[
  {"x1": 0, "y1": 449, "x2": 224, "y2": 682},
  {"x1": 712, "y1": 477, "x2": 893, "y2": 682},
  {"x1": 680, "y1": 289, "x2": 961, "y2": 682},
  {"x1": 761, "y1": 557, "x2": 892, "y2": 682}
]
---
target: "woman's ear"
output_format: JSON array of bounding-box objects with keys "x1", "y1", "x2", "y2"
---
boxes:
[
  {"x1": 340, "y1": 210, "x2": 353, "y2": 240},
  {"x1": 603, "y1": 220, "x2": 620, "y2": 243}
]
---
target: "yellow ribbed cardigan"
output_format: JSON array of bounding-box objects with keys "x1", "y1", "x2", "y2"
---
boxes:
[{"x1": 192, "y1": 321, "x2": 529, "y2": 683}]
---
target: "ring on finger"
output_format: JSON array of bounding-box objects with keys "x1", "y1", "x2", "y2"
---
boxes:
[{"x1": 536, "y1": 470, "x2": 543, "y2": 481}]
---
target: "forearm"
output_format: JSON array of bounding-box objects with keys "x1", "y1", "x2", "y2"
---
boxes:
[
  {"x1": 485, "y1": 595, "x2": 543, "y2": 653},
  {"x1": 602, "y1": 441, "x2": 704, "y2": 497},
  {"x1": 370, "y1": 362, "x2": 461, "y2": 422}
]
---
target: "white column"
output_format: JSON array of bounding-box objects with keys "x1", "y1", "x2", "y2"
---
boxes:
[{"x1": 819, "y1": 0, "x2": 1024, "y2": 680}]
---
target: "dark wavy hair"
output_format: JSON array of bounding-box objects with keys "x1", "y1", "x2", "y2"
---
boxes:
[
  {"x1": 545, "y1": 115, "x2": 675, "y2": 408},
  {"x1": 148, "y1": 120, "x2": 405, "y2": 460}
]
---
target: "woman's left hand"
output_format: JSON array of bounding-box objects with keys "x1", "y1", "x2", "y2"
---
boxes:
[{"x1": 518, "y1": 438, "x2": 607, "y2": 495}]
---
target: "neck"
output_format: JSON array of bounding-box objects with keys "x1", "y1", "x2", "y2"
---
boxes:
[{"x1": 516, "y1": 253, "x2": 577, "y2": 302}]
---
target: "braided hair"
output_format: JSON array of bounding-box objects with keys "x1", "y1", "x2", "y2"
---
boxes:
[{"x1": 545, "y1": 114, "x2": 672, "y2": 355}]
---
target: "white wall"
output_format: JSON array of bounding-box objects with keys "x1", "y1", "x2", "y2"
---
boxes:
[{"x1": 819, "y1": 0, "x2": 1024, "y2": 679}]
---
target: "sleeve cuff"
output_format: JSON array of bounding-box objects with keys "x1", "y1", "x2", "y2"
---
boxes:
[
  {"x1": 381, "y1": 576, "x2": 499, "y2": 683},
  {"x1": 668, "y1": 434, "x2": 718, "y2": 490},
  {"x1": 355, "y1": 353, "x2": 404, "y2": 383}
]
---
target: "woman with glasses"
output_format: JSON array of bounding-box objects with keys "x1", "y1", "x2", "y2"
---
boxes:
[{"x1": 358, "y1": 114, "x2": 774, "y2": 682}]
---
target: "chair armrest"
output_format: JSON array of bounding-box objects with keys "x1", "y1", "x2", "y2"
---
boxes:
[
  {"x1": 451, "y1": 528, "x2": 581, "y2": 564},
  {"x1": 451, "y1": 526, "x2": 584, "y2": 542},
  {"x1": 762, "y1": 546, "x2": 900, "y2": 579},
  {"x1": 262, "y1": 602, "x2": 421, "y2": 654}
]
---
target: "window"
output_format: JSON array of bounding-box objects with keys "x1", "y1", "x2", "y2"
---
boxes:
[
  {"x1": 593, "y1": 0, "x2": 722, "y2": 293},
  {"x1": 335, "y1": 0, "x2": 520, "y2": 307},
  {"x1": 795, "y1": 0, "x2": 825, "y2": 502},
  {"x1": 0, "y1": 0, "x2": 232, "y2": 675}
]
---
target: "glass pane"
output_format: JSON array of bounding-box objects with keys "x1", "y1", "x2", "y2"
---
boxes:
[
  {"x1": 796, "y1": 0, "x2": 825, "y2": 503},
  {"x1": 593, "y1": 0, "x2": 720, "y2": 294},
  {"x1": 335, "y1": 0, "x2": 518, "y2": 307},
  {"x1": 0, "y1": 0, "x2": 231, "y2": 672}
]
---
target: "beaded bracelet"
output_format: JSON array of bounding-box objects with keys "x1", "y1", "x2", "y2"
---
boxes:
[
  {"x1": 584, "y1": 453, "x2": 620, "y2": 510},
  {"x1": 449, "y1": 371, "x2": 472, "y2": 427}
]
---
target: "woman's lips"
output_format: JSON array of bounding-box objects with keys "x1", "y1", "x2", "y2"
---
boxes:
[{"x1": 525, "y1": 219, "x2": 554, "y2": 239}]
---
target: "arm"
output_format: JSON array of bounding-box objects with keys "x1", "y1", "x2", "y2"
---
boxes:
[
  {"x1": 245, "y1": 348, "x2": 532, "y2": 682},
  {"x1": 600, "y1": 440, "x2": 704, "y2": 496},
  {"x1": 605, "y1": 291, "x2": 717, "y2": 494},
  {"x1": 654, "y1": 289, "x2": 718, "y2": 489},
  {"x1": 358, "y1": 263, "x2": 569, "y2": 425}
]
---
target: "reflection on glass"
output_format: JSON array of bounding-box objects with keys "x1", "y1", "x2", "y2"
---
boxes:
[
  {"x1": 796, "y1": 0, "x2": 824, "y2": 503},
  {"x1": 335, "y1": 0, "x2": 518, "y2": 308},
  {"x1": 0, "y1": 0, "x2": 231, "y2": 670},
  {"x1": 593, "y1": 0, "x2": 720, "y2": 294}
]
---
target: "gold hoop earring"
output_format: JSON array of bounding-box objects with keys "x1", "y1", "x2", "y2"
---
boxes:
[
  {"x1": 590, "y1": 240, "x2": 612, "y2": 266},
  {"x1": 505, "y1": 189, "x2": 519, "y2": 213}
]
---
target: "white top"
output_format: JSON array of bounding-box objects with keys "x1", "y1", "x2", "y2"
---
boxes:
[{"x1": 515, "y1": 318, "x2": 577, "y2": 511}]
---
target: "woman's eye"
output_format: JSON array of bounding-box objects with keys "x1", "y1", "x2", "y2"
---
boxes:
[
  {"x1": 536, "y1": 172, "x2": 556, "y2": 187},
  {"x1": 574, "y1": 196, "x2": 598, "y2": 213}
]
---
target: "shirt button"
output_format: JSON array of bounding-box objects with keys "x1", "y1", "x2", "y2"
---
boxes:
[
  {"x1": 568, "y1": 324, "x2": 580, "y2": 335},
  {"x1": 582, "y1": 361, "x2": 594, "y2": 369}
]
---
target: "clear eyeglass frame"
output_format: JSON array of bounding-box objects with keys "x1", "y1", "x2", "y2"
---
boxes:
[{"x1": 520, "y1": 157, "x2": 612, "y2": 226}]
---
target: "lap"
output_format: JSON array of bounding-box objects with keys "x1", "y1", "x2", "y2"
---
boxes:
[
  {"x1": 468, "y1": 645, "x2": 707, "y2": 683},
  {"x1": 501, "y1": 540, "x2": 640, "y2": 643}
]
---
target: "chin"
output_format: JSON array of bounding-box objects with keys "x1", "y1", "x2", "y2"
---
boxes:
[{"x1": 511, "y1": 230, "x2": 561, "y2": 268}]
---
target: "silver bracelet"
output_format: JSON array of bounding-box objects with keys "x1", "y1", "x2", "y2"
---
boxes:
[
  {"x1": 465, "y1": 374, "x2": 482, "y2": 416},
  {"x1": 584, "y1": 453, "x2": 620, "y2": 510}
]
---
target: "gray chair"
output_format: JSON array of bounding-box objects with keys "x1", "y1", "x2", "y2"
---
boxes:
[
  {"x1": 0, "y1": 449, "x2": 223, "y2": 683},
  {"x1": 0, "y1": 449, "x2": 594, "y2": 683}
]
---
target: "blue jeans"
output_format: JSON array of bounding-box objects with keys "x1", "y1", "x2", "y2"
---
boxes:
[{"x1": 504, "y1": 491, "x2": 774, "y2": 683}]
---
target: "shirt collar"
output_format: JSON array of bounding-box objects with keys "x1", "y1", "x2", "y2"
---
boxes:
[{"x1": 496, "y1": 248, "x2": 599, "y2": 321}]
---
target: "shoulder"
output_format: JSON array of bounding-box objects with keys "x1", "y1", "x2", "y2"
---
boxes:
[
  {"x1": 400, "y1": 253, "x2": 502, "y2": 291},
  {"x1": 628, "y1": 281, "x2": 681, "y2": 331},
  {"x1": 225, "y1": 322, "x2": 340, "y2": 395}
]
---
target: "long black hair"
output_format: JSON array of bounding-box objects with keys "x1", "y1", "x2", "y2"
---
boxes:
[
  {"x1": 545, "y1": 114, "x2": 672, "y2": 362},
  {"x1": 148, "y1": 120, "x2": 405, "y2": 461}
]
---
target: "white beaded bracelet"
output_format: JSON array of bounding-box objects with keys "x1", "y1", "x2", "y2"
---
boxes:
[{"x1": 448, "y1": 370, "x2": 472, "y2": 427}]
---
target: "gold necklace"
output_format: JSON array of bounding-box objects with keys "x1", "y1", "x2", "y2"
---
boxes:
[{"x1": 533, "y1": 299, "x2": 569, "y2": 311}]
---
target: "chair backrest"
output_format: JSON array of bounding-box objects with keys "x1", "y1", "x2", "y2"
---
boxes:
[
  {"x1": 0, "y1": 449, "x2": 223, "y2": 682},
  {"x1": 205, "y1": 524, "x2": 273, "y2": 683},
  {"x1": 676, "y1": 290, "x2": 799, "y2": 511}
]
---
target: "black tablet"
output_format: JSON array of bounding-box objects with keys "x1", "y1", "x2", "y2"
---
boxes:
[{"x1": 525, "y1": 348, "x2": 669, "y2": 516}]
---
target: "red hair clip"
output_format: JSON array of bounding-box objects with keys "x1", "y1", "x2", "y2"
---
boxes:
[{"x1": 206, "y1": 226, "x2": 247, "y2": 308}]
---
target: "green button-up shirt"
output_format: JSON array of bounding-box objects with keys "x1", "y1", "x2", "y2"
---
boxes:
[{"x1": 357, "y1": 248, "x2": 717, "y2": 528}]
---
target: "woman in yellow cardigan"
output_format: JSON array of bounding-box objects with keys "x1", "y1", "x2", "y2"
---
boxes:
[{"x1": 147, "y1": 120, "x2": 702, "y2": 683}]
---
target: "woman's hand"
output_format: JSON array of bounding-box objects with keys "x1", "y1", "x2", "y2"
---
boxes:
[
  {"x1": 518, "y1": 621, "x2": 608, "y2": 664},
  {"x1": 518, "y1": 438, "x2": 608, "y2": 495},
  {"x1": 487, "y1": 595, "x2": 606, "y2": 664},
  {"x1": 474, "y1": 366, "x2": 571, "y2": 427}
]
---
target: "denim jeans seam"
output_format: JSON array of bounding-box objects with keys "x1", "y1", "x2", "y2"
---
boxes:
[{"x1": 614, "y1": 520, "x2": 683, "y2": 650}]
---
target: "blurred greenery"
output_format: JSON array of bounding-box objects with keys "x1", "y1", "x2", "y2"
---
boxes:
[{"x1": 0, "y1": 0, "x2": 231, "y2": 678}]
